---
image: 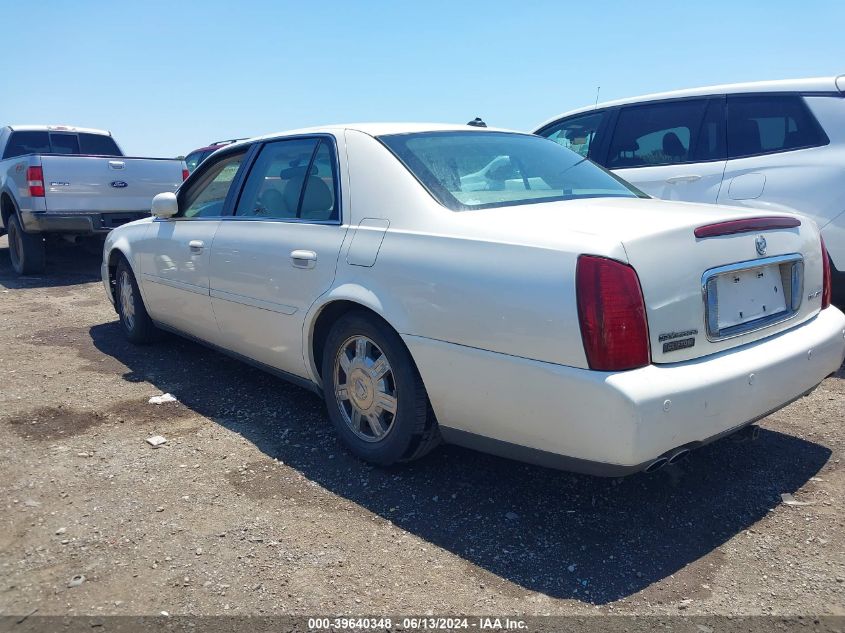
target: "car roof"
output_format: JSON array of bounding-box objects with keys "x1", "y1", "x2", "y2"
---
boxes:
[
  {"x1": 218, "y1": 122, "x2": 521, "y2": 152},
  {"x1": 534, "y1": 75, "x2": 845, "y2": 131},
  {"x1": 5, "y1": 124, "x2": 111, "y2": 135}
]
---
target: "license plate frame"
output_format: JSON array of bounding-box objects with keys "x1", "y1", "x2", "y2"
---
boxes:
[{"x1": 702, "y1": 254, "x2": 803, "y2": 342}]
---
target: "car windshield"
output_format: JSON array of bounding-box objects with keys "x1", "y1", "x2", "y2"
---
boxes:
[{"x1": 379, "y1": 131, "x2": 643, "y2": 211}]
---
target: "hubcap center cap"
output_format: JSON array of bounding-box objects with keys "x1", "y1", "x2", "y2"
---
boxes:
[{"x1": 348, "y1": 368, "x2": 375, "y2": 411}]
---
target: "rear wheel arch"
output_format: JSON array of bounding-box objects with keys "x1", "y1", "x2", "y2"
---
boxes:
[
  {"x1": 309, "y1": 300, "x2": 407, "y2": 385},
  {"x1": 1, "y1": 191, "x2": 18, "y2": 230}
]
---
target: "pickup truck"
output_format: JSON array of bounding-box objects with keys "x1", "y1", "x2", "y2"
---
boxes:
[{"x1": 0, "y1": 125, "x2": 187, "y2": 274}]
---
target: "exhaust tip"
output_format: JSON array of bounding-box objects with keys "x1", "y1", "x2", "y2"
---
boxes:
[
  {"x1": 667, "y1": 448, "x2": 691, "y2": 465},
  {"x1": 644, "y1": 457, "x2": 668, "y2": 473}
]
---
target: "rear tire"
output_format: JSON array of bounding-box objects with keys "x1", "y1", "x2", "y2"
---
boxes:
[
  {"x1": 322, "y1": 311, "x2": 440, "y2": 465},
  {"x1": 115, "y1": 257, "x2": 158, "y2": 344},
  {"x1": 7, "y1": 214, "x2": 45, "y2": 275}
]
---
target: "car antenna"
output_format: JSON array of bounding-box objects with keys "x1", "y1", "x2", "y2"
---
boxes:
[
  {"x1": 594, "y1": 86, "x2": 601, "y2": 108},
  {"x1": 467, "y1": 117, "x2": 487, "y2": 127}
]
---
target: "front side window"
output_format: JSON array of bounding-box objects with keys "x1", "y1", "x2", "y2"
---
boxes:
[
  {"x1": 727, "y1": 95, "x2": 828, "y2": 159},
  {"x1": 180, "y1": 151, "x2": 245, "y2": 218},
  {"x1": 235, "y1": 138, "x2": 338, "y2": 221},
  {"x1": 607, "y1": 99, "x2": 711, "y2": 168},
  {"x1": 379, "y1": 131, "x2": 640, "y2": 211},
  {"x1": 537, "y1": 112, "x2": 605, "y2": 159}
]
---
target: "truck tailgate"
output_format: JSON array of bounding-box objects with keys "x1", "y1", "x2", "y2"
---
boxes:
[{"x1": 39, "y1": 155, "x2": 183, "y2": 214}]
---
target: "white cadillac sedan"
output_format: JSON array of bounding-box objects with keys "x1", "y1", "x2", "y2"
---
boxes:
[{"x1": 102, "y1": 124, "x2": 845, "y2": 476}]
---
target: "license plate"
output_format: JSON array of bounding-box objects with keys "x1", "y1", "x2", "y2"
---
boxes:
[{"x1": 714, "y1": 263, "x2": 787, "y2": 329}]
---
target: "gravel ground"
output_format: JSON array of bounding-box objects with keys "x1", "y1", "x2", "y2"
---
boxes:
[{"x1": 0, "y1": 236, "x2": 843, "y2": 618}]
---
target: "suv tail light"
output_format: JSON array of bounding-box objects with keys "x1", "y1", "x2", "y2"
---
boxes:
[
  {"x1": 821, "y1": 236, "x2": 832, "y2": 309},
  {"x1": 576, "y1": 255, "x2": 650, "y2": 371},
  {"x1": 182, "y1": 168, "x2": 189, "y2": 181},
  {"x1": 26, "y1": 166, "x2": 45, "y2": 197}
]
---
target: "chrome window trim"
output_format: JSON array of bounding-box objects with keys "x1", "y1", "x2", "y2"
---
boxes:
[{"x1": 701, "y1": 253, "x2": 804, "y2": 342}]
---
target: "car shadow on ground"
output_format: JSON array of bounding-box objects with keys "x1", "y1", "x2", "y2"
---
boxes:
[
  {"x1": 89, "y1": 320, "x2": 831, "y2": 604},
  {"x1": 0, "y1": 237, "x2": 102, "y2": 289}
]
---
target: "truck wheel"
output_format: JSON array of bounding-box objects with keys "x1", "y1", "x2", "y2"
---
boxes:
[
  {"x1": 322, "y1": 311, "x2": 440, "y2": 465},
  {"x1": 7, "y1": 214, "x2": 46, "y2": 275},
  {"x1": 115, "y1": 258, "x2": 157, "y2": 344}
]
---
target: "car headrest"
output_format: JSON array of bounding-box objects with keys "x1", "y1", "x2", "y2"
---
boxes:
[{"x1": 662, "y1": 132, "x2": 685, "y2": 158}]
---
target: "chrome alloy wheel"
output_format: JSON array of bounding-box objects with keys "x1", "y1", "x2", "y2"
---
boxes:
[
  {"x1": 333, "y1": 335, "x2": 398, "y2": 442},
  {"x1": 119, "y1": 270, "x2": 136, "y2": 331}
]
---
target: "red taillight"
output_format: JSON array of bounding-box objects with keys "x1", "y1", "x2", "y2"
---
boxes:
[
  {"x1": 694, "y1": 216, "x2": 801, "y2": 238},
  {"x1": 181, "y1": 168, "x2": 189, "y2": 181},
  {"x1": 26, "y1": 166, "x2": 44, "y2": 197},
  {"x1": 821, "y1": 236, "x2": 832, "y2": 309},
  {"x1": 576, "y1": 255, "x2": 650, "y2": 371}
]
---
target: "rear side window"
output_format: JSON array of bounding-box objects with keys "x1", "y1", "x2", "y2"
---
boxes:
[
  {"x1": 3, "y1": 131, "x2": 51, "y2": 159},
  {"x1": 537, "y1": 112, "x2": 605, "y2": 158},
  {"x1": 78, "y1": 133, "x2": 121, "y2": 156},
  {"x1": 727, "y1": 95, "x2": 828, "y2": 159},
  {"x1": 607, "y1": 99, "x2": 717, "y2": 168}
]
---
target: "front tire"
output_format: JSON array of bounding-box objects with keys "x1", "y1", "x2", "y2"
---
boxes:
[
  {"x1": 7, "y1": 214, "x2": 45, "y2": 275},
  {"x1": 115, "y1": 257, "x2": 157, "y2": 344},
  {"x1": 322, "y1": 311, "x2": 440, "y2": 465}
]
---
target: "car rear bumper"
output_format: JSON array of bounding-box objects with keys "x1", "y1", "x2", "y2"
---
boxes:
[
  {"x1": 20, "y1": 210, "x2": 148, "y2": 235},
  {"x1": 405, "y1": 307, "x2": 845, "y2": 475}
]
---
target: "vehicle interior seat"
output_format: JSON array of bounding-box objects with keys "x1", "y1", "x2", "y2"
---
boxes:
[
  {"x1": 258, "y1": 188, "x2": 288, "y2": 216},
  {"x1": 610, "y1": 139, "x2": 644, "y2": 167},
  {"x1": 661, "y1": 132, "x2": 686, "y2": 161},
  {"x1": 282, "y1": 166, "x2": 335, "y2": 220}
]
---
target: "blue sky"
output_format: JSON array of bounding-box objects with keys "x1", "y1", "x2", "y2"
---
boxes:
[{"x1": 4, "y1": 0, "x2": 843, "y2": 157}]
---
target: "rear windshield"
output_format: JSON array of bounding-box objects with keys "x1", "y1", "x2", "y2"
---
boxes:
[
  {"x1": 3, "y1": 131, "x2": 122, "y2": 159},
  {"x1": 379, "y1": 131, "x2": 642, "y2": 211}
]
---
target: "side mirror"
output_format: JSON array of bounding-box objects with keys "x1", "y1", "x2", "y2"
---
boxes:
[{"x1": 151, "y1": 192, "x2": 178, "y2": 219}]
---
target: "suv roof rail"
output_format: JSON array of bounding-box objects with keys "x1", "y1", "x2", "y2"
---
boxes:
[
  {"x1": 210, "y1": 138, "x2": 248, "y2": 146},
  {"x1": 836, "y1": 74, "x2": 845, "y2": 94}
]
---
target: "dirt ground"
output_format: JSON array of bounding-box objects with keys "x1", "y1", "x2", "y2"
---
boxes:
[{"x1": 0, "y1": 235, "x2": 843, "y2": 618}]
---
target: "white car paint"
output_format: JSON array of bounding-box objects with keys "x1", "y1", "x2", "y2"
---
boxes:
[
  {"x1": 533, "y1": 76, "x2": 845, "y2": 291},
  {"x1": 102, "y1": 123, "x2": 845, "y2": 475}
]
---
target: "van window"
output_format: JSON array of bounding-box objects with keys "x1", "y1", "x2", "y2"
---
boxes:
[
  {"x1": 727, "y1": 95, "x2": 828, "y2": 159},
  {"x1": 607, "y1": 99, "x2": 711, "y2": 168},
  {"x1": 537, "y1": 112, "x2": 605, "y2": 158}
]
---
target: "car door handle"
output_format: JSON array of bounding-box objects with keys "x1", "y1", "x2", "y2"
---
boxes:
[
  {"x1": 665, "y1": 174, "x2": 702, "y2": 184},
  {"x1": 188, "y1": 240, "x2": 204, "y2": 253},
  {"x1": 290, "y1": 249, "x2": 317, "y2": 269}
]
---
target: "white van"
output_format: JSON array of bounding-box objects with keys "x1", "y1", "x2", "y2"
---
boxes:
[{"x1": 534, "y1": 76, "x2": 845, "y2": 302}]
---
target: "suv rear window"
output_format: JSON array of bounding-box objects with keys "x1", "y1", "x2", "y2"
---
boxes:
[
  {"x1": 726, "y1": 95, "x2": 828, "y2": 159},
  {"x1": 2, "y1": 131, "x2": 122, "y2": 159}
]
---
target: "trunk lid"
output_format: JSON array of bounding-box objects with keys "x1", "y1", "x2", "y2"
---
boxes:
[
  {"x1": 452, "y1": 196, "x2": 826, "y2": 364},
  {"x1": 39, "y1": 155, "x2": 183, "y2": 214}
]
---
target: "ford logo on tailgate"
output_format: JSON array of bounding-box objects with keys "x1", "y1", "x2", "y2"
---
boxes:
[{"x1": 110, "y1": 181, "x2": 128, "y2": 188}]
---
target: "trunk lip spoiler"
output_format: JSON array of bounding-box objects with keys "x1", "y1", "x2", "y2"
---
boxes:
[{"x1": 694, "y1": 216, "x2": 801, "y2": 238}]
